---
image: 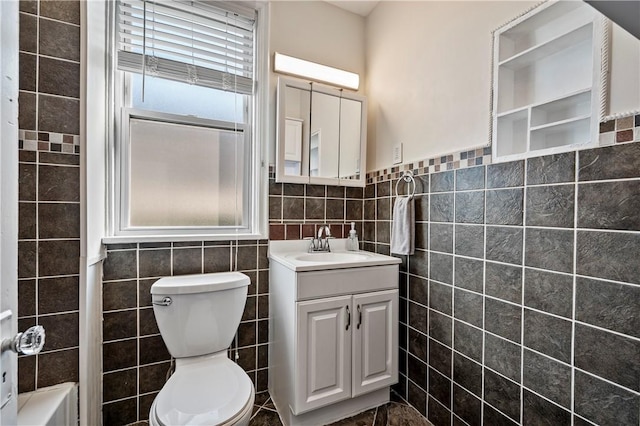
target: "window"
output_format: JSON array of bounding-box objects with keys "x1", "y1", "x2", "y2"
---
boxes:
[{"x1": 111, "y1": 0, "x2": 266, "y2": 238}]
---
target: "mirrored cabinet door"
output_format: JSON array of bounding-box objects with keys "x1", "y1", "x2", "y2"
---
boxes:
[
  {"x1": 278, "y1": 80, "x2": 311, "y2": 183},
  {"x1": 339, "y1": 97, "x2": 364, "y2": 181},
  {"x1": 310, "y1": 89, "x2": 340, "y2": 183}
]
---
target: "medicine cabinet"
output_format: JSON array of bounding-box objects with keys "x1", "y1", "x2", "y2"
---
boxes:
[
  {"x1": 276, "y1": 77, "x2": 367, "y2": 187},
  {"x1": 492, "y1": 0, "x2": 608, "y2": 162}
]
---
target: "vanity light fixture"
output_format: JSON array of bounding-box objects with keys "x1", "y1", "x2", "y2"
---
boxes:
[{"x1": 274, "y1": 52, "x2": 360, "y2": 90}]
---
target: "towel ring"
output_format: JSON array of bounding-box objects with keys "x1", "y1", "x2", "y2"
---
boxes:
[{"x1": 395, "y1": 171, "x2": 416, "y2": 199}]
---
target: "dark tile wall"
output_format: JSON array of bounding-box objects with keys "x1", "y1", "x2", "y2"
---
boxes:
[
  {"x1": 17, "y1": 0, "x2": 81, "y2": 392},
  {"x1": 267, "y1": 174, "x2": 364, "y2": 241},
  {"x1": 101, "y1": 240, "x2": 270, "y2": 425},
  {"x1": 370, "y1": 142, "x2": 640, "y2": 426}
]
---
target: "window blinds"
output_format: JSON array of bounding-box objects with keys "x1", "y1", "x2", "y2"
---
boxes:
[{"x1": 116, "y1": 0, "x2": 255, "y2": 94}]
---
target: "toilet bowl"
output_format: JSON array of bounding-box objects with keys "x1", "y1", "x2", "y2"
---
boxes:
[
  {"x1": 149, "y1": 353, "x2": 255, "y2": 426},
  {"x1": 149, "y1": 272, "x2": 255, "y2": 426}
]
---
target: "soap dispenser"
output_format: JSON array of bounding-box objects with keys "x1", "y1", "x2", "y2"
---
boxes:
[{"x1": 347, "y1": 222, "x2": 359, "y2": 251}]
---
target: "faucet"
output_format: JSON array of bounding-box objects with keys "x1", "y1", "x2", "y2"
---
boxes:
[{"x1": 307, "y1": 225, "x2": 332, "y2": 252}]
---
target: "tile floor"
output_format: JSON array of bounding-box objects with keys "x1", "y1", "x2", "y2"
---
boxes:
[
  {"x1": 128, "y1": 391, "x2": 433, "y2": 426},
  {"x1": 248, "y1": 391, "x2": 433, "y2": 426}
]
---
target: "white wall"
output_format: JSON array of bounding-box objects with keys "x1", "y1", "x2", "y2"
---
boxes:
[
  {"x1": 365, "y1": 1, "x2": 538, "y2": 171},
  {"x1": 268, "y1": 1, "x2": 365, "y2": 163},
  {"x1": 268, "y1": 1, "x2": 640, "y2": 172},
  {"x1": 609, "y1": 24, "x2": 640, "y2": 115},
  {"x1": 365, "y1": 1, "x2": 640, "y2": 171}
]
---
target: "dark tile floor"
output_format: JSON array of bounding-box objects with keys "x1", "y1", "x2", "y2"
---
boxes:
[
  {"x1": 248, "y1": 391, "x2": 434, "y2": 426},
  {"x1": 128, "y1": 391, "x2": 433, "y2": 426}
]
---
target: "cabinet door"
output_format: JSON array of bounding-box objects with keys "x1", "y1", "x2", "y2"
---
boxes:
[
  {"x1": 352, "y1": 289, "x2": 398, "y2": 397},
  {"x1": 294, "y1": 295, "x2": 352, "y2": 414}
]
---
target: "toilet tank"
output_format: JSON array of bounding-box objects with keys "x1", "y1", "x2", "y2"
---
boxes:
[{"x1": 151, "y1": 272, "x2": 250, "y2": 358}]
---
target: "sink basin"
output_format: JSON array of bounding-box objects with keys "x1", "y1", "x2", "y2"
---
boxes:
[
  {"x1": 292, "y1": 252, "x2": 370, "y2": 263},
  {"x1": 269, "y1": 239, "x2": 402, "y2": 272}
]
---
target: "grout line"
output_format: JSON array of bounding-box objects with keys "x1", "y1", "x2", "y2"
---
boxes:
[
  {"x1": 574, "y1": 367, "x2": 640, "y2": 396},
  {"x1": 135, "y1": 243, "x2": 142, "y2": 421},
  {"x1": 480, "y1": 163, "x2": 488, "y2": 426},
  {"x1": 425, "y1": 179, "x2": 431, "y2": 421},
  {"x1": 25, "y1": 90, "x2": 81, "y2": 102},
  {"x1": 571, "y1": 149, "x2": 580, "y2": 425},
  {"x1": 34, "y1": 95, "x2": 40, "y2": 388},
  {"x1": 449, "y1": 170, "x2": 456, "y2": 426},
  {"x1": 573, "y1": 320, "x2": 640, "y2": 342},
  {"x1": 520, "y1": 158, "x2": 528, "y2": 425}
]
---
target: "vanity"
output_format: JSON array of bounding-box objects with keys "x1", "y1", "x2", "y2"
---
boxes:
[{"x1": 268, "y1": 240, "x2": 401, "y2": 426}]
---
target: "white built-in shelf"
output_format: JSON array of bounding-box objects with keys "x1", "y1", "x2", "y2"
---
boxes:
[
  {"x1": 531, "y1": 117, "x2": 591, "y2": 151},
  {"x1": 492, "y1": 1, "x2": 604, "y2": 162},
  {"x1": 499, "y1": 23, "x2": 592, "y2": 70},
  {"x1": 498, "y1": 1, "x2": 592, "y2": 61},
  {"x1": 530, "y1": 114, "x2": 591, "y2": 132},
  {"x1": 496, "y1": 105, "x2": 529, "y2": 119},
  {"x1": 530, "y1": 89, "x2": 592, "y2": 127}
]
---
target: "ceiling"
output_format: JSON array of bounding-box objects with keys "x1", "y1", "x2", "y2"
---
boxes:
[{"x1": 325, "y1": 1, "x2": 380, "y2": 17}]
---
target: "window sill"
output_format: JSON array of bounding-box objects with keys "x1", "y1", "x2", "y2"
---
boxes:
[{"x1": 102, "y1": 232, "x2": 267, "y2": 245}]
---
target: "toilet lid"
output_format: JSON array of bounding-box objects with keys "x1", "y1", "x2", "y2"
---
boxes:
[{"x1": 153, "y1": 357, "x2": 253, "y2": 426}]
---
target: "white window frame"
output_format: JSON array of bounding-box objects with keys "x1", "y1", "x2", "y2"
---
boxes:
[{"x1": 104, "y1": 1, "x2": 269, "y2": 243}]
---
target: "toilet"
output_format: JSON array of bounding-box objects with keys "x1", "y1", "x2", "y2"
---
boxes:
[{"x1": 148, "y1": 272, "x2": 255, "y2": 426}]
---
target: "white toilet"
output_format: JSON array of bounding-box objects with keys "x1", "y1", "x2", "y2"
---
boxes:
[{"x1": 148, "y1": 272, "x2": 255, "y2": 426}]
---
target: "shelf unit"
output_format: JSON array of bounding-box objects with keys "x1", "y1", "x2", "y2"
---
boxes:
[{"x1": 492, "y1": 1, "x2": 605, "y2": 162}]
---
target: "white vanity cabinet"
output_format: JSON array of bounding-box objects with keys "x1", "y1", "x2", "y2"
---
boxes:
[
  {"x1": 295, "y1": 289, "x2": 398, "y2": 414},
  {"x1": 268, "y1": 243, "x2": 400, "y2": 426}
]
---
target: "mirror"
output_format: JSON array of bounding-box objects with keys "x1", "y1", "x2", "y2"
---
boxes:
[
  {"x1": 276, "y1": 77, "x2": 367, "y2": 187},
  {"x1": 280, "y1": 81, "x2": 311, "y2": 181},
  {"x1": 339, "y1": 97, "x2": 363, "y2": 180},
  {"x1": 310, "y1": 88, "x2": 340, "y2": 179}
]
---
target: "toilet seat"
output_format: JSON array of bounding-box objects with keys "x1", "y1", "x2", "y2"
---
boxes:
[{"x1": 150, "y1": 356, "x2": 254, "y2": 426}]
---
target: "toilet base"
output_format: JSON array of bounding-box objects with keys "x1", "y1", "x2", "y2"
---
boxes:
[{"x1": 149, "y1": 381, "x2": 254, "y2": 426}]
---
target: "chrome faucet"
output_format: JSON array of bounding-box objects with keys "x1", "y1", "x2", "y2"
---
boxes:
[{"x1": 307, "y1": 225, "x2": 332, "y2": 252}]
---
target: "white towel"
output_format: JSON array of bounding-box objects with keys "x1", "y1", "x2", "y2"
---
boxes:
[{"x1": 391, "y1": 196, "x2": 415, "y2": 255}]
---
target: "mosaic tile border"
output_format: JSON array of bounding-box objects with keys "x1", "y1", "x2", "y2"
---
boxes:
[
  {"x1": 19, "y1": 130, "x2": 80, "y2": 154},
  {"x1": 366, "y1": 113, "x2": 640, "y2": 184},
  {"x1": 366, "y1": 147, "x2": 493, "y2": 184},
  {"x1": 598, "y1": 113, "x2": 640, "y2": 146}
]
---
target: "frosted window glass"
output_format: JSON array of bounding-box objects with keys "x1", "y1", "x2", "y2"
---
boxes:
[{"x1": 128, "y1": 118, "x2": 244, "y2": 227}]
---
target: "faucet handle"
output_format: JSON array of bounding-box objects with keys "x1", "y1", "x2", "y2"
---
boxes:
[
  {"x1": 317, "y1": 224, "x2": 331, "y2": 238},
  {"x1": 303, "y1": 237, "x2": 316, "y2": 252}
]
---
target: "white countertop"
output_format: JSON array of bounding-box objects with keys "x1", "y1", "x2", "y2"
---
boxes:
[{"x1": 269, "y1": 239, "x2": 402, "y2": 272}]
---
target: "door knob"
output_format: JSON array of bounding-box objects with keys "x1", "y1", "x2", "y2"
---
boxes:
[{"x1": 1, "y1": 325, "x2": 45, "y2": 355}]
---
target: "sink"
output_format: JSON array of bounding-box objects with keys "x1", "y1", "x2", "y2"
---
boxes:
[
  {"x1": 292, "y1": 252, "x2": 371, "y2": 263},
  {"x1": 269, "y1": 239, "x2": 402, "y2": 272}
]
